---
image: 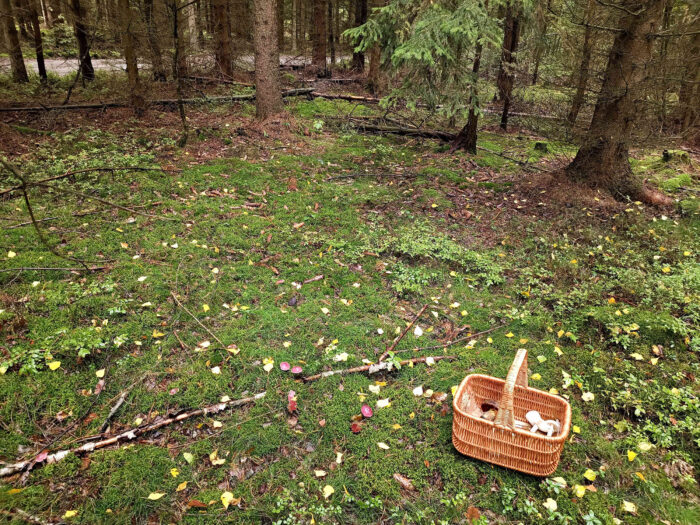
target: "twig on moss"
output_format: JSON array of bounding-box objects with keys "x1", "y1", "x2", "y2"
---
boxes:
[
  {"x1": 302, "y1": 355, "x2": 456, "y2": 382},
  {"x1": 0, "y1": 392, "x2": 266, "y2": 478},
  {"x1": 378, "y1": 304, "x2": 428, "y2": 362}
]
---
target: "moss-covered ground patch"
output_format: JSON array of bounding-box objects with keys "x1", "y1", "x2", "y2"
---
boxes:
[{"x1": 1, "y1": 98, "x2": 699, "y2": 524}]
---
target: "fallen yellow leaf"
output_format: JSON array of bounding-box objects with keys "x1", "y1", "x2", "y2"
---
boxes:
[
  {"x1": 147, "y1": 492, "x2": 165, "y2": 500},
  {"x1": 48, "y1": 361, "x2": 61, "y2": 371}
]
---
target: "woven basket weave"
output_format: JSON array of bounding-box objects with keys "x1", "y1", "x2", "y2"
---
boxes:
[{"x1": 452, "y1": 349, "x2": 571, "y2": 476}]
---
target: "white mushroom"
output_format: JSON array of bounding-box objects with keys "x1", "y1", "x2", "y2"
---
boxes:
[{"x1": 525, "y1": 410, "x2": 561, "y2": 437}]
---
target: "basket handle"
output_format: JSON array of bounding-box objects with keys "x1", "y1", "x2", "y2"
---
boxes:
[{"x1": 493, "y1": 349, "x2": 528, "y2": 430}]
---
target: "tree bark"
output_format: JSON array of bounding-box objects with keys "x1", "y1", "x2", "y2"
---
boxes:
[
  {"x1": 494, "y1": 2, "x2": 520, "y2": 103},
  {"x1": 118, "y1": 0, "x2": 143, "y2": 113},
  {"x1": 328, "y1": 0, "x2": 334, "y2": 64},
  {"x1": 294, "y1": 0, "x2": 303, "y2": 52},
  {"x1": 171, "y1": 0, "x2": 188, "y2": 146},
  {"x1": 40, "y1": 0, "x2": 52, "y2": 27},
  {"x1": 311, "y1": 0, "x2": 327, "y2": 75},
  {"x1": 254, "y1": 0, "x2": 283, "y2": 119},
  {"x1": 451, "y1": 43, "x2": 483, "y2": 154},
  {"x1": 566, "y1": 0, "x2": 668, "y2": 201},
  {"x1": 69, "y1": 0, "x2": 95, "y2": 81},
  {"x1": 213, "y1": 0, "x2": 233, "y2": 77},
  {"x1": 1, "y1": 0, "x2": 29, "y2": 83},
  {"x1": 566, "y1": 0, "x2": 595, "y2": 127},
  {"x1": 351, "y1": 0, "x2": 367, "y2": 71},
  {"x1": 498, "y1": 5, "x2": 520, "y2": 130},
  {"x1": 277, "y1": 0, "x2": 284, "y2": 49},
  {"x1": 676, "y1": 32, "x2": 699, "y2": 133},
  {"x1": 143, "y1": 0, "x2": 167, "y2": 81},
  {"x1": 28, "y1": 0, "x2": 47, "y2": 82}
]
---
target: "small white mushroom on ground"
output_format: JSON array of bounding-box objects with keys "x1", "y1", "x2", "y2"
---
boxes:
[{"x1": 525, "y1": 410, "x2": 561, "y2": 437}]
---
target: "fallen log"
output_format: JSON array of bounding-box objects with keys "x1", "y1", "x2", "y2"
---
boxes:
[
  {"x1": 0, "y1": 88, "x2": 314, "y2": 113},
  {"x1": 302, "y1": 355, "x2": 456, "y2": 382},
  {"x1": 352, "y1": 123, "x2": 456, "y2": 141},
  {"x1": 310, "y1": 92, "x2": 380, "y2": 104},
  {"x1": 0, "y1": 392, "x2": 266, "y2": 478}
]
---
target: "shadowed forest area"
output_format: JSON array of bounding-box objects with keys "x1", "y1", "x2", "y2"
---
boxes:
[{"x1": 0, "y1": 0, "x2": 699, "y2": 523}]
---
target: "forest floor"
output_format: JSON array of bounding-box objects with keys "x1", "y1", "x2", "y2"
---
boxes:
[{"x1": 0, "y1": 75, "x2": 699, "y2": 524}]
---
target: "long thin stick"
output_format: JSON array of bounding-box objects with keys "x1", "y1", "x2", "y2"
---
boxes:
[
  {"x1": 410, "y1": 324, "x2": 505, "y2": 352},
  {"x1": 0, "y1": 167, "x2": 178, "y2": 198},
  {"x1": 378, "y1": 304, "x2": 428, "y2": 362},
  {"x1": 302, "y1": 355, "x2": 455, "y2": 382},
  {"x1": 0, "y1": 392, "x2": 266, "y2": 478},
  {"x1": 0, "y1": 266, "x2": 106, "y2": 274},
  {"x1": 170, "y1": 291, "x2": 226, "y2": 349}
]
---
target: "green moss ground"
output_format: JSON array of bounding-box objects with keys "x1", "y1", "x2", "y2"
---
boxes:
[{"x1": 0, "y1": 98, "x2": 699, "y2": 524}]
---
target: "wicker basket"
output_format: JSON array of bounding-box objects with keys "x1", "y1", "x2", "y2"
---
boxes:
[{"x1": 452, "y1": 349, "x2": 571, "y2": 476}]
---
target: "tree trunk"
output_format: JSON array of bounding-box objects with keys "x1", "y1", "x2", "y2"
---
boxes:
[
  {"x1": 187, "y1": 2, "x2": 198, "y2": 52},
  {"x1": 494, "y1": 3, "x2": 519, "y2": 103},
  {"x1": 143, "y1": 0, "x2": 167, "y2": 80},
  {"x1": 566, "y1": 0, "x2": 594, "y2": 127},
  {"x1": 451, "y1": 43, "x2": 483, "y2": 154},
  {"x1": 170, "y1": 0, "x2": 188, "y2": 145},
  {"x1": 1, "y1": 0, "x2": 29, "y2": 83},
  {"x1": 28, "y1": 0, "x2": 47, "y2": 82},
  {"x1": 40, "y1": 0, "x2": 53, "y2": 27},
  {"x1": 294, "y1": 0, "x2": 302, "y2": 52},
  {"x1": 277, "y1": 0, "x2": 284, "y2": 50},
  {"x1": 676, "y1": 32, "x2": 699, "y2": 132},
  {"x1": 327, "y1": 0, "x2": 334, "y2": 65},
  {"x1": 498, "y1": 4, "x2": 520, "y2": 130},
  {"x1": 351, "y1": 0, "x2": 367, "y2": 71},
  {"x1": 566, "y1": 0, "x2": 668, "y2": 201},
  {"x1": 118, "y1": 0, "x2": 143, "y2": 113},
  {"x1": 311, "y1": 0, "x2": 326, "y2": 75},
  {"x1": 213, "y1": 0, "x2": 233, "y2": 77},
  {"x1": 69, "y1": 0, "x2": 95, "y2": 81},
  {"x1": 254, "y1": 0, "x2": 283, "y2": 119}
]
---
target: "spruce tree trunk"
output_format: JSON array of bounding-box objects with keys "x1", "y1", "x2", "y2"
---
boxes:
[
  {"x1": 674, "y1": 30, "x2": 698, "y2": 131},
  {"x1": 351, "y1": 0, "x2": 367, "y2": 71},
  {"x1": 494, "y1": 3, "x2": 519, "y2": 103},
  {"x1": 294, "y1": 0, "x2": 302, "y2": 52},
  {"x1": 566, "y1": 0, "x2": 594, "y2": 127},
  {"x1": 144, "y1": 0, "x2": 167, "y2": 80},
  {"x1": 213, "y1": 0, "x2": 233, "y2": 77},
  {"x1": 451, "y1": 43, "x2": 483, "y2": 154},
  {"x1": 28, "y1": 0, "x2": 47, "y2": 82},
  {"x1": 277, "y1": 0, "x2": 284, "y2": 50},
  {"x1": 328, "y1": 0, "x2": 334, "y2": 65},
  {"x1": 311, "y1": 0, "x2": 326, "y2": 75},
  {"x1": 498, "y1": 5, "x2": 520, "y2": 130},
  {"x1": 566, "y1": 0, "x2": 668, "y2": 201},
  {"x1": 69, "y1": 0, "x2": 95, "y2": 81},
  {"x1": 1, "y1": 0, "x2": 29, "y2": 83},
  {"x1": 254, "y1": 0, "x2": 283, "y2": 119},
  {"x1": 119, "y1": 0, "x2": 143, "y2": 113}
]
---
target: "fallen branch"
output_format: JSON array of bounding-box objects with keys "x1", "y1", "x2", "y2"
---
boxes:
[
  {"x1": 302, "y1": 355, "x2": 455, "y2": 382},
  {"x1": 378, "y1": 304, "x2": 428, "y2": 362},
  {"x1": 325, "y1": 172, "x2": 418, "y2": 181},
  {"x1": 310, "y1": 92, "x2": 380, "y2": 103},
  {"x1": 0, "y1": 266, "x2": 106, "y2": 274},
  {"x1": 410, "y1": 324, "x2": 506, "y2": 353},
  {"x1": 170, "y1": 291, "x2": 226, "y2": 349},
  {"x1": 351, "y1": 123, "x2": 456, "y2": 141},
  {"x1": 0, "y1": 88, "x2": 314, "y2": 113},
  {"x1": 0, "y1": 392, "x2": 266, "y2": 478},
  {"x1": 0, "y1": 508, "x2": 63, "y2": 525},
  {"x1": 0, "y1": 166, "x2": 178, "y2": 198}
]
